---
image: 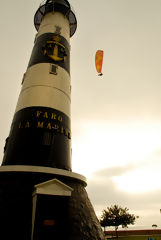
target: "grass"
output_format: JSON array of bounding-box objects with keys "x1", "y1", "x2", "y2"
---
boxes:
[{"x1": 106, "y1": 236, "x2": 161, "y2": 240}]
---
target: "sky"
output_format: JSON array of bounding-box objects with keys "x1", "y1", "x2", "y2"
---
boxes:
[{"x1": 0, "y1": 0, "x2": 161, "y2": 230}]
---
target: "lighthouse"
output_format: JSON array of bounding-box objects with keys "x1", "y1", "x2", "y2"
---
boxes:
[
  {"x1": 2, "y1": 0, "x2": 76, "y2": 171},
  {"x1": 0, "y1": 0, "x2": 104, "y2": 239}
]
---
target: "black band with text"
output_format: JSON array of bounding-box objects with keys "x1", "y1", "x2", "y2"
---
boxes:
[{"x1": 2, "y1": 107, "x2": 71, "y2": 171}]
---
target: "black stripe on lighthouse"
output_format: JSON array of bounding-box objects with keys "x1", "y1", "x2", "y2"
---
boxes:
[
  {"x1": 2, "y1": 107, "x2": 71, "y2": 170},
  {"x1": 28, "y1": 33, "x2": 70, "y2": 74}
]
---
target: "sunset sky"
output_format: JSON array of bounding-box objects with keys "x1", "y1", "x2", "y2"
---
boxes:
[{"x1": 0, "y1": 0, "x2": 161, "y2": 229}]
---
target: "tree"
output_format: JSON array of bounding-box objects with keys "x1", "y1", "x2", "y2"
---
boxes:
[
  {"x1": 100, "y1": 205, "x2": 139, "y2": 238},
  {"x1": 152, "y1": 224, "x2": 157, "y2": 229}
]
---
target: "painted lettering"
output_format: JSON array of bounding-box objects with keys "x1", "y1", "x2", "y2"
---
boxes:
[
  {"x1": 58, "y1": 115, "x2": 63, "y2": 122},
  {"x1": 36, "y1": 111, "x2": 42, "y2": 118},
  {"x1": 52, "y1": 124, "x2": 59, "y2": 132},
  {"x1": 47, "y1": 123, "x2": 52, "y2": 129},
  {"x1": 19, "y1": 122, "x2": 23, "y2": 128},
  {"x1": 51, "y1": 113, "x2": 57, "y2": 120},
  {"x1": 37, "y1": 121, "x2": 44, "y2": 128},
  {"x1": 35, "y1": 110, "x2": 63, "y2": 122},
  {"x1": 44, "y1": 112, "x2": 48, "y2": 118}
]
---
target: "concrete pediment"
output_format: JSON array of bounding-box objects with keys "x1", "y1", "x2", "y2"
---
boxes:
[{"x1": 33, "y1": 178, "x2": 73, "y2": 196}]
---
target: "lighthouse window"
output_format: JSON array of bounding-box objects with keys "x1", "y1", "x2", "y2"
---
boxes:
[
  {"x1": 42, "y1": 132, "x2": 53, "y2": 145},
  {"x1": 50, "y1": 64, "x2": 58, "y2": 75}
]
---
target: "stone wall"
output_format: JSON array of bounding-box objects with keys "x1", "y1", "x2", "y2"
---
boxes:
[{"x1": 67, "y1": 181, "x2": 104, "y2": 240}]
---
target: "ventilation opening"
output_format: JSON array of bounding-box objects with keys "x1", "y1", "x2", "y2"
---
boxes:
[{"x1": 50, "y1": 64, "x2": 58, "y2": 75}]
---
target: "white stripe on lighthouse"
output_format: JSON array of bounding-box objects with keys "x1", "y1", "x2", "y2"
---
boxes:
[
  {"x1": 36, "y1": 12, "x2": 70, "y2": 41},
  {"x1": 15, "y1": 63, "x2": 71, "y2": 117}
]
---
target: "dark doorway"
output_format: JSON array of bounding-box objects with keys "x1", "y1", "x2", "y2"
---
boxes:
[{"x1": 33, "y1": 194, "x2": 69, "y2": 240}]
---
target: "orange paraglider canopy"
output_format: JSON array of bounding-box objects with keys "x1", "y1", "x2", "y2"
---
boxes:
[{"x1": 95, "y1": 50, "x2": 104, "y2": 76}]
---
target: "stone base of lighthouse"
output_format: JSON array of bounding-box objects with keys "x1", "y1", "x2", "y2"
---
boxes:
[{"x1": 0, "y1": 166, "x2": 104, "y2": 240}]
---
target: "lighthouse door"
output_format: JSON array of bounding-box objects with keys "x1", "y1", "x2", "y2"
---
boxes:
[
  {"x1": 31, "y1": 179, "x2": 73, "y2": 240},
  {"x1": 34, "y1": 194, "x2": 69, "y2": 240}
]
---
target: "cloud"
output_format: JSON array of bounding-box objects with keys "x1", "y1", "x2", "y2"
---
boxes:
[
  {"x1": 86, "y1": 166, "x2": 161, "y2": 228},
  {"x1": 86, "y1": 166, "x2": 136, "y2": 207}
]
